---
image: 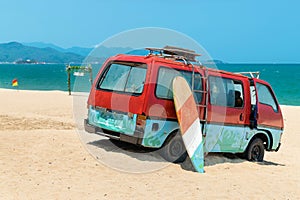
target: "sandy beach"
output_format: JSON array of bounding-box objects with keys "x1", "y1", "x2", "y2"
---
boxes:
[{"x1": 0, "y1": 89, "x2": 299, "y2": 199}]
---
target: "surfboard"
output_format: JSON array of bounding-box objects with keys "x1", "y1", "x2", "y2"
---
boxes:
[{"x1": 172, "y1": 76, "x2": 204, "y2": 173}]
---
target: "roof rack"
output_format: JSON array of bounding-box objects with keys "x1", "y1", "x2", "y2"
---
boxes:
[
  {"x1": 235, "y1": 71, "x2": 260, "y2": 79},
  {"x1": 145, "y1": 46, "x2": 201, "y2": 62}
]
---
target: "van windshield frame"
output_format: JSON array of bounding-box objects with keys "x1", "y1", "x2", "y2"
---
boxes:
[{"x1": 97, "y1": 61, "x2": 147, "y2": 95}]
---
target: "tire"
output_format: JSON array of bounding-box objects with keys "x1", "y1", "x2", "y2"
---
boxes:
[
  {"x1": 159, "y1": 131, "x2": 187, "y2": 163},
  {"x1": 245, "y1": 138, "x2": 265, "y2": 162}
]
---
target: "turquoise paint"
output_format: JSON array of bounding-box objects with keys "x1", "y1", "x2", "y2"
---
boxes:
[
  {"x1": 88, "y1": 105, "x2": 179, "y2": 147},
  {"x1": 239, "y1": 129, "x2": 257, "y2": 151},
  {"x1": 204, "y1": 124, "x2": 282, "y2": 153},
  {"x1": 270, "y1": 129, "x2": 282, "y2": 150},
  {"x1": 88, "y1": 106, "x2": 136, "y2": 135},
  {"x1": 219, "y1": 127, "x2": 244, "y2": 151},
  {"x1": 257, "y1": 126, "x2": 282, "y2": 150},
  {"x1": 88, "y1": 106, "x2": 283, "y2": 153},
  {"x1": 190, "y1": 140, "x2": 204, "y2": 173},
  {"x1": 204, "y1": 124, "x2": 223, "y2": 152},
  {"x1": 142, "y1": 120, "x2": 179, "y2": 148},
  {"x1": 236, "y1": 127, "x2": 279, "y2": 152},
  {"x1": 205, "y1": 124, "x2": 245, "y2": 153}
]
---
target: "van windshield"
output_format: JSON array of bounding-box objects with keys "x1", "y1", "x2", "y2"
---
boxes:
[{"x1": 97, "y1": 62, "x2": 147, "y2": 94}]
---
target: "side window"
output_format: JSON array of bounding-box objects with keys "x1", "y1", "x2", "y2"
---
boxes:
[
  {"x1": 156, "y1": 67, "x2": 180, "y2": 99},
  {"x1": 209, "y1": 76, "x2": 244, "y2": 108},
  {"x1": 256, "y1": 83, "x2": 278, "y2": 112},
  {"x1": 233, "y1": 81, "x2": 244, "y2": 107},
  {"x1": 156, "y1": 67, "x2": 203, "y2": 102}
]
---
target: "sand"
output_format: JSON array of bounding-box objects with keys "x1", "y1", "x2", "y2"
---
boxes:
[{"x1": 0, "y1": 89, "x2": 299, "y2": 199}]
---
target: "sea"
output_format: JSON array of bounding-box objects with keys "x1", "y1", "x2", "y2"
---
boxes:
[{"x1": 0, "y1": 63, "x2": 299, "y2": 106}]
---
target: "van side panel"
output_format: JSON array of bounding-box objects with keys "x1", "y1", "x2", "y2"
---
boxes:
[
  {"x1": 142, "y1": 120, "x2": 179, "y2": 147},
  {"x1": 239, "y1": 128, "x2": 271, "y2": 151},
  {"x1": 204, "y1": 124, "x2": 245, "y2": 152},
  {"x1": 258, "y1": 104, "x2": 283, "y2": 128},
  {"x1": 143, "y1": 61, "x2": 179, "y2": 119}
]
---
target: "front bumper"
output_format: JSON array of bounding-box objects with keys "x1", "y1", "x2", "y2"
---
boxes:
[{"x1": 84, "y1": 119, "x2": 143, "y2": 145}]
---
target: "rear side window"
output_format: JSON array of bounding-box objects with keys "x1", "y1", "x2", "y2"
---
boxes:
[
  {"x1": 256, "y1": 83, "x2": 278, "y2": 112},
  {"x1": 97, "y1": 62, "x2": 147, "y2": 94},
  {"x1": 209, "y1": 76, "x2": 244, "y2": 108},
  {"x1": 156, "y1": 67, "x2": 202, "y2": 102}
]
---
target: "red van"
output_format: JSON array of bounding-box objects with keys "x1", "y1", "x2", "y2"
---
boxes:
[{"x1": 84, "y1": 46, "x2": 284, "y2": 163}]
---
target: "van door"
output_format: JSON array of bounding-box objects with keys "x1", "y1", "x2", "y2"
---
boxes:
[
  {"x1": 206, "y1": 75, "x2": 250, "y2": 152},
  {"x1": 253, "y1": 79, "x2": 283, "y2": 129}
]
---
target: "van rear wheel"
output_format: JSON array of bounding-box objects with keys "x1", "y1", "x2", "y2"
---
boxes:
[
  {"x1": 159, "y1": 132, "x2": 187, "y2": 163},
  {"x1": 245, "y1": 138, "x2": 265, "y2": 162}
]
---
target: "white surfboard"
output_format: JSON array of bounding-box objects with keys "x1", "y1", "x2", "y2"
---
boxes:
[{"x1": 173, "y1": 76, "x2": 204, "y2": 173}]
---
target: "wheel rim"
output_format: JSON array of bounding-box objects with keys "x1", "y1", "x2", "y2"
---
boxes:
[
  {"x1": 170, "y1": 140, "x2": 183, "y2": 157},
  {"x1": 251, "y1": 145, "x2": 261, "y2": 161}
]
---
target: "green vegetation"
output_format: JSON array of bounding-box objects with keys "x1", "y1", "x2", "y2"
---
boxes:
[{"x1": 0, "y1": 42, "x2": 84, "y2": 63}]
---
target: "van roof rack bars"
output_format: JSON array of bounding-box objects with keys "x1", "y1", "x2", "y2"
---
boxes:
[
  {"x1": 235, "y1": 71, "x2": 260, "y2": 79},
  {"x1": 145, "y1": 46, "x2": 201, "y2": 62}
]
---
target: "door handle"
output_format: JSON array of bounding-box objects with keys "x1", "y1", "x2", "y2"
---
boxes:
[{"x1": 240, "y1": 113, "x2": 244, "y2": 121}]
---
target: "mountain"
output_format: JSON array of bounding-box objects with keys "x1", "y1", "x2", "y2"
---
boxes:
[
  {"x1": 90, "y1": 46, "x2": 133, "y2": 58},
  {"x1": 65, "y1": 46, "x2": 93, "y2": 57},
  {"x1": 0, "y1": 42, "x2": 84, "y2": 63},
  {"x1": 24, "y1": 42, "x2": 93, "y2": 57},
  {"x1": 0, "y1": 41, "x2": 135, "y2": 64},
  {"x1": 23, "y1": 42, "x2": 65, "y2": 52},
  {"x1": 24, "y1": 42, "x2": 133, "y2": 57}
]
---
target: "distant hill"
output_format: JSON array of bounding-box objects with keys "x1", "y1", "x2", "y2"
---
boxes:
[
  {"x1": 204, "y1": 59, "x2": 226, "y2": 64},
  {"x1": 24, "y1": 42, "x2": 133, "y2": 58},
  {"x1": 0, "y1": 42, "x2": 84, "y2": 63},
  {"x1": 0, "y1": 42, "x2": 226, "y2": 65},
  {"x1": 65, "y1": 46, "x2": 93, "y2": 57},
  {"x1": 88, "y1": 46, "x2": 133, "y2": 58},
  {"x1": 23, "y1": 42, "x2": 65, "y2": 52},
  {"x1": 0, "y1": 41, "x2": 135, "y2": 64},
  {"x1": 24, "y1": 42, "x2": 93, "y2": 57}
]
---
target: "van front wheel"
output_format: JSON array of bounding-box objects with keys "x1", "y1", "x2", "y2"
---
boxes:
[
  {"x1": 245, "y1": 138, "x2": 265, "y2": 162},
  {"x1": 159, "y1": 132, "x2": 187, "y2": 163}
]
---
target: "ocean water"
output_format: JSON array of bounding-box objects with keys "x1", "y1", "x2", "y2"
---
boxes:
[
  {"x1": 0, "y1": 63, "x2": 299, "y2": 106},
  {"x1": 0, "y1": 64, "x2": 100, "y2": 92}
]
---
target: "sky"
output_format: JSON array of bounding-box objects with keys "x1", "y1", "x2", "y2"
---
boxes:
[{"x1": 0, "y1": 0, "x2": 299, "y2": 63}]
